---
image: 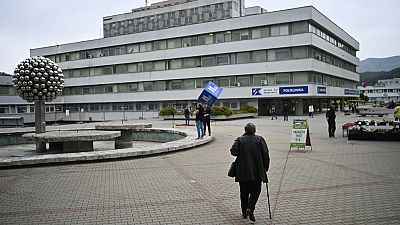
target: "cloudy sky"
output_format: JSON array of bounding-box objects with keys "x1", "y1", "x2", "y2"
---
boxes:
[{"x1": 1, "y1": 0, "x2": 399, "y2": 74}]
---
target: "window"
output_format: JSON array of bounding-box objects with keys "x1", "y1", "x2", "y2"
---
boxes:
[
  {"x1": 143, "y1": 62, "x2": 153, "y2": 72},
  {"x1": 128, "y1": 83, "x2": 138, "y2": 92},
  {"x1": 183, "y1": 79, "x2": 195, "y2": 89},
  {"x1": 201, "y1": 56, "x2": 215, "y2": 67},
  {"x1": 118, "y1": 84, "x2": 128, "y2": 92},
  {"x1": 93, "y1": 67, "x2": 102, "y2": 76},
  {"x1": 237, "y1": 52, "x2": 250, "y2": 64},
  {"x1": 253, "y1": 74, "x2": 267, "y2": 86},
  {"x1": 171, "y1": 80, "x2": 182, "y2": 90},
  {"x1": 127, "y1": 63, "x2": 137, "y2": 73},
  {"x1": 270, "y1": 24, "x2": 289, "y2": 36},
  {"x1": 198, "y1": 34, "x2": 213, "y2": 45},
  {"x1": 116, "y1": 65, "x2": 127, "y2": 74},
  {"x1": 105, "y1": 85, "x2": 117, "y2": 93},
  {"x1": 182, "y1": 36, "x2": 197, "y2": 47},
  {"x1": 276, "y1": 73, "x2": 290, "y2": 85},
  {"x1": 292, "y1": 46, "x2": 307, "y2": 59},
  {"x1": 293, "y1": 72, "x2": 308, "y2": 84},
  {"x1": 72, "y1": 87, "x2": 82, "y2": 95},
  {"x1": 216, "y1": 55, "x2": 230, "y2": 65},
  {"x1": 127, "y1": 44, "x2": 139, "y2": 53},
  {"x1": 80, "y1": 68, "x2": 90, "y2": 77},
  {"x1": 167, "y1": 38, "x2": 181, "y2": 49},
  {"x1": 94, "y1": 86, "x2": 104, "y2": 94},
  {"x1": 183, "y1": 58, "x2": 200, "y2": 68},
  {"x1": 252, "y1": 51, "x2": 266, "y2": 62},
  {"x1": 102, "y1": 66, "x2": 113, "y2": 75},
  {"x1": 154, "y1": 61, "x2": 165, "y2": 71},
  {"x1": 237, "y1": 76, "x2": 250, "y2": 86},
  {"x1": 140, "y1": 42, "x2": 152, "y2": 52},
  {"x1": 154, "y1": 81, "x2": 166, "y2": 91},
  {"x1": 169, "y1": 59, "x2": 182, "y2": 69},
  {"x1": 153, "y1": 40, "x2": 167, "y2": 50},
  {"x1": 251, "y1": 27, "x2": 269, "y2": 39},
  {"x1": 291, "y1": 21, "x2": 308, "y2": 34},
  {"x1": 268, "y1": 49, "x2": 289, "y2": 61},
  {"x1": 143, "y1": 82, "x2": 154, "y2": 91},
  {"x1": 82, "y1": 87, "x2": 91, "y2": 95},
  {"x1": 217, "y1": 77, "x2": 230, "y2": 87},
  {"x1": 232, "y1": 29, "x2": 249, "y2": 41}
]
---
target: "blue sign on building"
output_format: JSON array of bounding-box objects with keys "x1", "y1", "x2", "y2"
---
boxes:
[
  {"x1": 317, "y1": 86, "x2": 327, "y2": 94},
  {"x1": 279, "y1": 86, "x2": 308, "y2": 95},
  {"x1": 198, "y1": 81, "x2": 223, "y2": 106},
  {"x1": 252, "y1": 88, "x2": 262, "y2": 96},
  {"x1": 344, "y1": 89, "x2": 359, "y2": 96}
]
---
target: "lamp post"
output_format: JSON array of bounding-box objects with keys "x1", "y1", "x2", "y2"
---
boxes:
[{"x1": 12, "y1": 56, "x2": 64, "y2": 153}]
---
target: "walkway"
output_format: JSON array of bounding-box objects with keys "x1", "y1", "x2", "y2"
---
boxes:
[{"x1": 0, "y1": 114, "x2": 399, "y2": 224}]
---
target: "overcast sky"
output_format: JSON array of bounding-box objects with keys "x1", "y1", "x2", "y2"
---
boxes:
[{"x1": 1, "y1": 0, "x2": 399, "y2": 74}]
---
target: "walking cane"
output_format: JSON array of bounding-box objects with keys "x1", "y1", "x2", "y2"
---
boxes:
[{"x1": 266, "y1": 180, "x2": 272, "y2": 219}]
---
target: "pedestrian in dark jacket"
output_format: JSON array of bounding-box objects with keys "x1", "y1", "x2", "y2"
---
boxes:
[
  {"x1": 203, "y1": 104, "x2": 211, "y2": 136},
  {"x1": 230, "y1": 123, "x2": 270, "y2": 222},
  {"x1": 283, "y1": 104, "x2": 289, "y2": 121},
  {"x1": 326, "y1": 105, "x2": 336, "y2": 137},
  {"x1": 194, "y1": 103, "x2": 204, "y2": 139}
]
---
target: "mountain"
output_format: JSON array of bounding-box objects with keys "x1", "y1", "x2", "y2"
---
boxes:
[
  {"x1": 0, "y1": 72, "x2": 12, "y2": 76},
  {"x1": 357, "y1": 55, "x2": 400, "y2": 73},
  {"x1": 359, "y1": 67, "x2": 400, "y2": 85}
]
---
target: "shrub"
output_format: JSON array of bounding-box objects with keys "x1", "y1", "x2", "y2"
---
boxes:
[
  {"x1": 240, "y1": 104, "x2": 258, "y2": 113},
  {"x1": 211, "y1": 106, "x2": 233, "y2": 116},
  {"x1": 159, "y1": 107, "x2": 177, "y2": 116}
]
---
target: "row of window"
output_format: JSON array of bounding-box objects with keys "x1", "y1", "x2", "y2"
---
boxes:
[
  {"x1": 62, "y1": 72, "x2": 356, "y2": 96},
  {"x1": 361, "y1": 89, "x2": 400, "y2": 93},
  {"x1": 308, "y1": 24, "x2": 356, "y2": 56},
  {"x1": 62, "y1": 46, "x2": 356, "y2": 79},
  {"x1": 104, "y1": 2, "x2": 233, "y2": 37},
  {"x1": 47, "y1": 22, "x2": 296, "y2": 63},
  {"x1": 46, "y1": 21, "x2": 356, "y2": 64},
  {"x1": 0, "y1": 100, "x2": 255, "y2": 114}
]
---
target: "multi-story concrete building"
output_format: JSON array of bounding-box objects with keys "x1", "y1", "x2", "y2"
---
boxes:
[
  {"x1": 0, "y1": 0, "x2": 360, "y2": 123},
  {"x1": 358, "y1": 78, "x2": 400, "y2": 103}
]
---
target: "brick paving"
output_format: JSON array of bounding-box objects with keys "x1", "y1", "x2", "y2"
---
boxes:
[{"x1": 1, "y1": 114, "x2": 400, "y2": 224}]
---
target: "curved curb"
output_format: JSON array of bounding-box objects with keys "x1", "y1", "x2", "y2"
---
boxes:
[{"x1": 0, "y1": 127, "x2": 213, "y2": 168}]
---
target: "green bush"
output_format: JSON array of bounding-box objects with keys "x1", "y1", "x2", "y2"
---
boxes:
[
  {"x1": 240, "y1": 104, "x2": 258, "y2": 113},
  {"x1": 159, "y1": 107, "x2": 177, "y2": 116},
  {"x1": 211, "y1": 106, "x2": 233, "y2": 116}
]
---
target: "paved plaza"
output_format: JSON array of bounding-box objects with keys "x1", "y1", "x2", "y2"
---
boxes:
[{"x1": 0, "y1": 113, "x2": 399, "y2": 224}]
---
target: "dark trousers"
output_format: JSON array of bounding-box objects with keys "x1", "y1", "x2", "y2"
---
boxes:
[
  {"x1": 203, "y1": 119, "x2": 211, "y2": 135},
  {"x1": 239, "y1": 181, "x2": 262, "y2": 213},
  {"x1": 283, "y1": 112, "x2": 288, "y2": 121},
  {"x1": 328, "y1": 120, "x2": 336, "y2": 137}
]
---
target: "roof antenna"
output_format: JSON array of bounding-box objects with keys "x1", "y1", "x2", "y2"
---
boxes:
[{"x1": 145, "y1": 0, "x2": 148, "y2": 7}]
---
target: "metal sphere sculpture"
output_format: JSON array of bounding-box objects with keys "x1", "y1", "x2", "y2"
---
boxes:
[{"x1": 12, "y1": 56, "x2": 64, "y2": 102}]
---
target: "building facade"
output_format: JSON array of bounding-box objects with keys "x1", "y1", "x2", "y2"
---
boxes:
[
  {"x1": 358, "y1": 78, "x2": 400, "y2": 103},
  {"x1": 0, "y1": 0, "x2": 359, "y2": 122}
]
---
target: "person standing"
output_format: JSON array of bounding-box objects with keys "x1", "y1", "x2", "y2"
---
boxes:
[
  {"x1": 270, "y1": 105, "x2": 277, "y2": 120},
  {"x1": 184, "y1": 107, "x2": 191, "y2": 126},
  {"x1": 203, "y1": 104, "x2": 212, "y2": 136},
  {"x1": 194, "y1": 103, "x2": 204, "y2": 139},
  {"x1": 230, "y1": 123, "x2": 270, "y2": 222},
  {"x1": 308, "y1": 104, "x2": 314, "y2": 118},
  {"x1": 326, "y1": 104, "x2": 336, "y2": 137},
  {"x1": 283, "y1": 103, "x2": 289, "y2": 121}
]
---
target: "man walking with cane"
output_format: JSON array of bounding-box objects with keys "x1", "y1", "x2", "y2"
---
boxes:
[{"x1": 230, "y1": 123, "x2": 270, "y2": 222}]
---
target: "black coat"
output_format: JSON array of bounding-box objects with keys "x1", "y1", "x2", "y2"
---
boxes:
[
  {"x1": 326, "y1": 108, "x2": 336, "y2": 121},
  {"x1": 230, "y1": 133, "x2": 270, "y2": 183}
]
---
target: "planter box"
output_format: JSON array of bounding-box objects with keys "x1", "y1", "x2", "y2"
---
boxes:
[{"x1": 348, "y1": 130, "x2": 400, "y2": 141}]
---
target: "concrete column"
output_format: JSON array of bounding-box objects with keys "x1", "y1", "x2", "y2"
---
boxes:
[
  {"x1": 115, "y1": 130, "x2": 133, "y2": 149},
  {"x1": 35, "y1": 101, "x2": 46, "y2": 153},
  {"x1": 295, "y1": 99, "x2": 304, "y2": 116}
]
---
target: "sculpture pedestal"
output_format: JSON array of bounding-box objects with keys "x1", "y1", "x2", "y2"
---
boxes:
[{"x1": 35, "y1": 101, "x2": 46, "y2": 153}]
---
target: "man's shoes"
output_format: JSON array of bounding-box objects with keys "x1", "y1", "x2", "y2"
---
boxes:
[
  {"x1": 246, "y1": 209, "x2": 255, "y2": 222},
  {"x1": 242, "y1": 213, "x2": 247, "y2": 219}
]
